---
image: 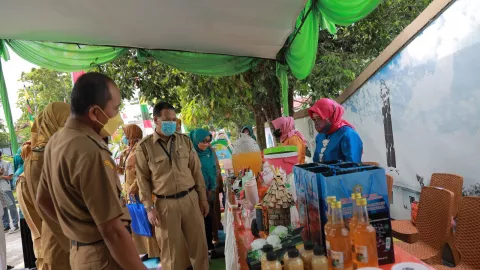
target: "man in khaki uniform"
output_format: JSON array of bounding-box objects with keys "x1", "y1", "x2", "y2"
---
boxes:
[
  {"x1": 37, "y1": 72, "x2": 146, "y2": 270},
  {"x1": 136, "y1": 102, "x2": 209, "y2": 270}
]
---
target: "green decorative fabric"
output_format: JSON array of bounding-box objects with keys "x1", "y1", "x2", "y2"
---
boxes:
[
  {"x1": 144, "y1": 50, "x2": 259, "y2": 76},
  {"x1": 6, "y1": 40, "x2": 128, "y2": 72},
  {"x1": 285, "y1": 0, "x2": 381, "y2": 80},
  {"x1": 0, "y1": 43, "x2": 18, "y2": 153}
]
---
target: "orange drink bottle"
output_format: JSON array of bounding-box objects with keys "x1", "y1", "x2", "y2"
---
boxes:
[
  {"x1": 324, "y1": 196, "x2": 337, "y2": 268},
  {"x1": 349, "y1": 193, "x2": 361, "y2": 267},
  {"x1": 353, "y1": 198, "x2": 379, "y2": 268},
  {"x1": 326, "y1": 201, "x2": 353, "y2": 270}
]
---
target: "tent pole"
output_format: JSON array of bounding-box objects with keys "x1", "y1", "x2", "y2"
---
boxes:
[{"x1": 0, "y1": 61, "x2": 19, "y2": 154}]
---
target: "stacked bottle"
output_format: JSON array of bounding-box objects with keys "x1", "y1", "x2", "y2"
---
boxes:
[
  {"x1": 349, "y1": 193, "x2": 362, "y2": 265},
  {"x1": 353, "y1": 198, "x2": 379, "y2": 268},
  {"x1": 260, "y1": 244, "x2": 274, "y2": 269},
  {"x1": 286, "y1": 249, "x2": 304, "y2": 270},
  {"x1": 263, "y1": 252, "x2": 282, "y2": 270},
  {"x1": 300, "y1": 241, "x2": 314, "y2": 270},
  {"x1": 283, "y1": 244, "x2": 295, "y2": 270},
  {"x1": 325, "y1": 201, "x2": 353, "y2": 270},
  {"x1": 324, "y1": 196, "x2": 337, "y2": 267},
  {"x1": 311, "y1": 246, "x2": 328, "y2": 270}
]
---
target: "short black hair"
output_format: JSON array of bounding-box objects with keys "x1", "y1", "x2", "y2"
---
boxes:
[
  {"x1": 153, "y1": 102, "x2": 176, "y2": 117},
  {"x1": 70, "y1": 72, "x2": 115, "y2": 115}
]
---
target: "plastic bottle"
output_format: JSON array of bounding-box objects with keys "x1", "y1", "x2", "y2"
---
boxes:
[
  {"x1": 283, "y1": 244, "x2": 295, "y2": 270},
  {"x1": 260, "y1": 244, "x2": 274, "y2": 269},
  {"x1": 301, "y1": 241, "x2": 314, "y2": 269},
  {"x1": 326, "y1": 201, "x2": 353, "y2": 270},
  {"x1": 324, "y1": 196, "x2": 337, "y2": 267},
  {"x1": 349, "y1": 193, "x2": 361, "y2": 266},
  {"x1": 311, "y1": 246, "x2": 328, "y2": 270},
  {"x1": 263, "y1": 252, "x2": 282, "y2": 270},
  {"x1": 353, "y1": 198, "x2": 379, "y2": 268},
  {"x1": 287, "y1": 249, "x2": 304, "y2": 270}
]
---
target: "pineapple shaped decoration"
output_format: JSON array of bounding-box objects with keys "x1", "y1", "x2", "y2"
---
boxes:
[{"x1": 261, "y1": 168, "x2": 295, "y2": 227}]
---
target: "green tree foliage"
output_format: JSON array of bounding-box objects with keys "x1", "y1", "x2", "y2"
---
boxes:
[
  {"x1": 16, "y1": 68, "x2": 72, "y2": 142},
  {"x1": 298, "y1": 0, "x2": 432, "y2": 101}
]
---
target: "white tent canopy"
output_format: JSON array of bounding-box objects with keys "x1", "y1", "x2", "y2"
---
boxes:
[{"x1": 0, "y1": 0, "x2": 307, "y2": 59}]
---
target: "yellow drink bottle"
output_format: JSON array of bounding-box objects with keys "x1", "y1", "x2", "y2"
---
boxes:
[
  {"x1": 353, "y1": 198, "x2": 379, "y2": 268},
  {"x1": 326, "y1": 202, "x2": 353, "y2": 270},
  {"x1": 324, "y1": 196, "x2": 336, "y2": 268}
]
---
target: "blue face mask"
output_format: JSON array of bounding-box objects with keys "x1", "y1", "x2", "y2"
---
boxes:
[
  {"x1": 161, "y1": 121, "x2": 177, "y2": 136},
  {"x1": 122, "y1": 136, "x2": 129, "y2": 145}
]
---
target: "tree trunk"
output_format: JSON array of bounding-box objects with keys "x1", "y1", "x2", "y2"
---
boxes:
[
  {"x1": 254, "y1": 109, "x2": 267, "y2": 150},
  {"x1": 288, "y1": 80, "x2": 294, "y2": 117}
]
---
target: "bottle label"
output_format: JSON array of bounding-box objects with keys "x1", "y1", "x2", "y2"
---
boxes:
[
  {"x1": 330, "y1": 250, "x2": 344, "y2": 269},
  {"x1": 355, "y1": 245, "x2": 368, "y2": 263},
  {"x1": 326, "y1": 240, "x2": 331, "y2": 257}
]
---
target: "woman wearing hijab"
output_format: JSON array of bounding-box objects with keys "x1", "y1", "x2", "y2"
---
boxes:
[
  {"x1": 241, "y1": 125, "x2": 257, "y2": 141},
  {"x1": 26, "y1": 102, "x2": 71, "y2": 270},
  {"x1": 308, "y1": 98, "x2": 363, "y2": 163},
  {"x1": 189, "y1": 129, "x2": 220, "y2": 258},
  {"x1": 271, "y1": 116, "x2": 307, "y2": 164},
  {"x1": 121, "y1": 124, "x2": 160, "y2": 259}
]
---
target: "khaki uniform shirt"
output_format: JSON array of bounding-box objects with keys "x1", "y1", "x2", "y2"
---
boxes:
[
  {"x1": 38, "y1": 118, "x2": 130, "y2": 244},
  {"x1": 135, "y1": 131, "x2": 207, "y2": 208}
]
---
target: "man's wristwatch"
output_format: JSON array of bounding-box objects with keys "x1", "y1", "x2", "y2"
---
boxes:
[{"x1": 145, "y1": 205, "x2": 155, "y2": 212}]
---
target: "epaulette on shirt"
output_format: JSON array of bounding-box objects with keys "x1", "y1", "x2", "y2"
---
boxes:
[{"x1": 86, "y1": 135, "x2": 112, "y2": 155}]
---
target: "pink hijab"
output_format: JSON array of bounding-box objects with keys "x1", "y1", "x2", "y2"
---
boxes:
[
  {"x1": 272, "y1": 116, "x2": 306, "y2": 143},
  {"x1": 308, "y1": 98, "x2": 355, "y2": 134}
]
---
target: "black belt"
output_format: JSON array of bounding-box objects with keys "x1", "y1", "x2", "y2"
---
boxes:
[
  {"x1": 155, "y1": 186, "x2": 195, "y2": 199},
  {"x1": 71, "y1": 239, "x2": 103, "y2": 247}
]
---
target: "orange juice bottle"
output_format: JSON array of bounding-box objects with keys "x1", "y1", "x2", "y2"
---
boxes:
[
  {"x1": 324, "y1": 196, "x2": 336, "y2": 267},
  {"x1": 326, "y1": 201, "x2": 353, "y2": 270},
  {"x1": 353, "y1": 198, "x2": 379, "y2": 268},
  {"x1": 349, "y1": 193, "x2": 361, "y2": 266}
]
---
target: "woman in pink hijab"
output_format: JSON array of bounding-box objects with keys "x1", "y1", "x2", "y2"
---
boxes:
[
  {"x1": 308, "y1": 98, "x2": 363, "y2": 163},
  {"x1": 271, "y1": 116, "x2": 306, "y2": 164}
]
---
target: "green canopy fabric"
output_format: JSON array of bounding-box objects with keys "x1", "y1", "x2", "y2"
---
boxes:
[
  {"x1": 0, "y1": 0, "x2": 382, "y2": 152},
  {"x1": 143, "y1": 50, "x2": 260, "y2": 76},
  {"x1": 0, "y1": 41, "x2": 18, "y2": 153}
]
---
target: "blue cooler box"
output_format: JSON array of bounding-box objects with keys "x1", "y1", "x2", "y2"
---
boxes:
[{"x1": 293, "y1": 162, "x2": 395, "y2": 265}]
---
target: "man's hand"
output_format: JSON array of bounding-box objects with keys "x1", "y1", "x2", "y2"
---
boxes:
[
  {"x1": 147, "y1": 209, "x2": 160, "y2": 227},
  {"x1": 200, "y1": 200, "x2": 209, "y2": 217}
]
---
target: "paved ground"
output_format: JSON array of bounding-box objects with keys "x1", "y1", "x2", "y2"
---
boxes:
[{"x1": 6, "y1": 225, "x2": 24, "y2": 268}]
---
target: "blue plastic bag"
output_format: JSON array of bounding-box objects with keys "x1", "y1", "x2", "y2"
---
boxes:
[{"x1": 127, "y1": 196, "x2": 152, "y2": 237}]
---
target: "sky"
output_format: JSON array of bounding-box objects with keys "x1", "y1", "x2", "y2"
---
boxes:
[{"x1": 1, "y1": 50, "x2": 36, "y2": 123}]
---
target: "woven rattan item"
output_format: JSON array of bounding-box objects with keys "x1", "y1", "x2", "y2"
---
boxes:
[
  {"x1": 432, "y1": 196, "x2": 480, "y2": 270},
  {"x1": 396, "y1": 186, "x2": 454, "y2": 264},
  {"x1": 429, "y1": 173, "x2": 463, "y2": 217},
  {"x1": 362, "y1": 161, "x2": 379, "y2": 166},
  {"x1": 392, "y1": 220, "x2": 419, "y2": 243}
]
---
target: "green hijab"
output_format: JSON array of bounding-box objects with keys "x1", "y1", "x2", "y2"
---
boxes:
[
  {"x1": 189, "y1": 129, "x2": 217, "y2": 190},
  {"x1": 241, "y1": 125, "x2": 256, "y2": 141}
]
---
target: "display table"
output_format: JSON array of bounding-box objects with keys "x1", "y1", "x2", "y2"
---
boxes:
[{"x1": 225, "y1": 204, "x2": 435, "y2": 270}]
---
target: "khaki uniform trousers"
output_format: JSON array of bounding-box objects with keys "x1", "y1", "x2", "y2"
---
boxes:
[
  {"x1": 16, "y1": 181, "x2": 45, "y2": 269},
  {"x1": 70, "y1": 241, "x2": 122, "y2": 270},
  {"x1": 42, "y1": 222, "x2": 70, "y2": 270},
  {"x1": 155, "y1": 190, "x2": 208, "y2": 270},
  {"x1": 132, "y1": 232, "x2": 161, "y2": 258}
]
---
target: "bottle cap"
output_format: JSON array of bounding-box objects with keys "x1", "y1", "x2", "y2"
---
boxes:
[
  {"x1": 267, "y1": 252, "x2": 277, "y2": 261},
  {"x1": 332, "y1": 201, "x2": 343, "y2": 209},
  {"x1": 326, "y1": 196, "x2": 336, "y2": 203},
  {"x1": 304, "y1": 241, "x2": 314, "y2": 250},
  {"x1": 357, "y1": 198, "x2": 368, "y2": 206},
  {"x1": 288, "y1": 249, "x2": 300, "y2": 258},
  {"x1": 262, "y1": 244, "x2": 273, "y2": 253},
  {"x1": 313, "y1": 246, "x2": 325, "y2": 256}
]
